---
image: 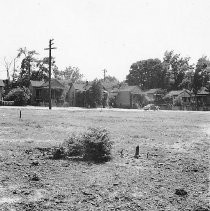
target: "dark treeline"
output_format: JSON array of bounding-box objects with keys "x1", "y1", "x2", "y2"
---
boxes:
[{"x1": 126, "y1": 50, "x2": 210, "y2": 95}]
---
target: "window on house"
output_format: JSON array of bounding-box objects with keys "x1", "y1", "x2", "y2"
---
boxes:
[{"x1": 36, "y1": 89, "x2": 41, "y2": 99}]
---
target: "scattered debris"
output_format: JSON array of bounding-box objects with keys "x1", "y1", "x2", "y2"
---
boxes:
[
  {"x1": 175, "y1": 188, "x2": 188, "y2": 196},
  {"x1": 31, "y1": 160, "x2": 39, "y2": 166},
  {"x1": 29, "y1": 173, "x2": 40, "y2": 181}
]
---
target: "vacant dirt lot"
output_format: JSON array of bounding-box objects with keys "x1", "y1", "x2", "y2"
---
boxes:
[{"x1": 0, "y1": 107, "x2": 209, "y2": 211}]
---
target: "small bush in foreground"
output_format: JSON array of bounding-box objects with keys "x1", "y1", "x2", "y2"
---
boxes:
[
  {"x1": 83, "y1": 127, "x2": 113, "y2": 162},
  {"x1": 51, "y1": 128, "x2": 113, "y2": 163},
  {"x1": 63, "y1": 133, "x2": 84, "y2": 157},
  {"x1": 52, "y1": 146, "x2": 65, "y2": 159}
]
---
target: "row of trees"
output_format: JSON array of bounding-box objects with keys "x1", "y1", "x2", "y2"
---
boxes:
[
  {"x1": 2, "y1": 47, "x2": 119, "y2": 107},
  {"x1": 2, "y1": 47, "x2": 84, "y2": 93},
  {"x1": 126, "y1": 50, "x2": 210, "y2": 95}
]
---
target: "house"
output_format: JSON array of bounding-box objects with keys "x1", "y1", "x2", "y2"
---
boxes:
[
  {"x1": 195, "y1": 87, "x2": 210, "y2": 107},
  {"x1": 166, "y1": 89, "x2": 191, "y2": 105},
  {"x1": 115, "y1": 85, "x2": 143, "y2": 108},
  {"x1": 29, "y1": 79, "x2": 65, "y2": 106},
  {"x1": 68, "y1": 82, "x2": 88, "y2": 107},
  {"x1": 29, "y1": 80, "x2": 44, "y2": 104},
  {"x1": 143, "y1": 88, "x2": 165, "y2": 103},
  {"x1": 68, "y1": 82, "x2": 109, "y2": 107},
  {"x1": 109, "y1": 87, "x2": 119, "y2": 107},
  {"x1": 0, "y1": 80, "x2": 5, "y2": 100}
]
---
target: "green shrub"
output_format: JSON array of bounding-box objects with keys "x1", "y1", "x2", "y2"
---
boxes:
[
  {"x1": 51, "y1": 128, "x2": 113, "y2": 163},
  {"x1": 4, "y1": 86, "x2": 31, "y2": 106},
  {"x1": 52, "y1": 146, "x2": 65, "y2": 159},
  {"x1": 63, "y1": 133, "x2": 84, "y2": 157},
  {"x1": 83, "y1": 127, "x2": 113, "y2": 162}
]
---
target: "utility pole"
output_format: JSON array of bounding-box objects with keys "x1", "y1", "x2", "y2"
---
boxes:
[
  {"x1": 102, "y1": 69, "x2": 107, "y2": 81},
  {"x1": 44, "y1": 39, "x2": 57, "y2": 110}
]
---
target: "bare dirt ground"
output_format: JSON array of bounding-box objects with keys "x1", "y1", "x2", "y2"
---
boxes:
[{"x1": 0, "y1": 107, "x2": 209, "y2": 211}]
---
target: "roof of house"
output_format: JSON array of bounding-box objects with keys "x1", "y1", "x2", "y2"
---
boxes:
[
  {"x1": 101, "y1": 81, "x2": 119, "y2": 92},
  {"x1": 71, "y1": 82, "x2": 110, "y2": 92},
  {"x1": 0, "y1": 80, "x2": 4, "y2": 87},
  {"x1": 119, "y1": 85, "x2": 142, "y2": 94},
  {"x1": 168, "y1": 90, "x2": 183, "y2": 96},
  {"x1": 143, "y1": 88, "x2": 163, "y2": 94},
  {"x1": 165, "y1": 89, "x2": 191, "y2": 98},
  {"x1": 41, "y1": 78, "x2": 65, "y2": 89},
  {"x1": 197, "y1": 87, "x2": 209, "y2": 95},
  {"x1": 73, "y1": 83, "x2": 86, "y2": 91},
  {"x1": 30, "y1": 80, "x2": 44, "y2": 87},
  {"x1": 110, "y1": 87, "x2": 119, "y2": 93}
]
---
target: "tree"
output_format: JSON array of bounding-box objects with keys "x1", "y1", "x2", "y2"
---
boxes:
[
  {"x1": 4, "y1": 86, "x2": 31, "y2": 106},
  {"x1": 3, "y1": 57, "x2": 13, "y2": 80},
  {"x1": 15, "y1": 48, "x2": 39, "y2": 87},
  {"x1": 163, "y1": 50, "x2": 193, "y2": 90},
  {"x1": 54, "y1": 66, "x2": 83, "y2": 83},
  {"x1": 99, "y1": 75, "x2": 119, "y2": 91},
  {"x1": 192, "y1": 56, "x2": 210, "y2": 94},
  {"x1": 86, "y1": 79, "x2": 103, "y2": 108},
  {"x1": 104, "y1": 75, "x2": 119, "y2": 83},
  {"x1": 17, "y1": 48, "x2": 38, "y2": 79},
  {"x1": 126, "y1": 59, "x2": 164, "y2": 90},
  {"x1": 179, "y1": 69, "x2": 194, "y2": 90},
  {"x1": 32, "y1": 57, "x2": 55, "y2": 81}
]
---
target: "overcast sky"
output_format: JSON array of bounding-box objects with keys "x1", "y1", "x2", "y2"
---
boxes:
[{"x1": 0, "y1": 0, "x2": 210, "y2": 81}]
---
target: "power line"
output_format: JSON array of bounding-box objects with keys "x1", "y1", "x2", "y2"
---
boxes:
[{"x1": 44, "y1": 39, "x2": 57, "y2": 110}]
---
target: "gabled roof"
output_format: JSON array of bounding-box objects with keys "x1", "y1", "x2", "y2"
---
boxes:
[
  {"x1": 119, "y1": 86, "x2": 142, "y2": 94},
  {"x1": 101, "y1": 81, "x2": 119, "y2": 92},
  {"x1": 111, "y1": 87, "x2": 119, "y2": 93},
  {"x1": 166, "y1": 89, "x2": 191, "y2": 96},
  {"x1": 73, "y1": 83, "x2": 86, "y2": 91},
  {"x1": 30, "y1": 80, "x2": 44, "y2": 87},
  {"x1": 41, "y1": 78, "x2": 65, "y2": 89},
  {"x1": 71, "y1": 82, "x2": 108, "y2": 92},
  {"x1": 0, "y1": 80, "x2": 4, "y2": 87},
  {"x1": 197, "y1": 87, "x2": 209, "y2": 95},
  {"x1": 168, "y1": 90, "x2": 183, "y2": 96},
  {"x1": 144, "y1": 88, "x2": 163, "y2": 94}
]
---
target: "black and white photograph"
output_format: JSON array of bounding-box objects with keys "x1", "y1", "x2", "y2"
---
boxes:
[{"x1": 0, "y1": 0, "x2": 209, "y2": 210}]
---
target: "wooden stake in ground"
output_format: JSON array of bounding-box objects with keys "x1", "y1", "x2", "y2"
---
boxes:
[{"x1": 134, "y1": 145, "x2": 139, "y2": 158}]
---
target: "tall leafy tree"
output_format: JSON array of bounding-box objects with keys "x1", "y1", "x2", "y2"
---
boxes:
[
  {"x1": 86, "y1": 79, "x2": 103, "y2": 107},
  {"x1": 32, "y1": 57, "x2": 58, "y2": 81},
  {"x1": 192, "y1": 56, "x2": 210, "y2": 94},
  {"x1": 17, "y1": 48, "x2": 38, "y2": 79},
  {"x1": 179, "y1": 69, "x2": 194, "y2": 90},
  {"x1": 99, "y1": 75, "x2": 119, "y2": 91},
  {"x1": 54, "y1": 66, "x2": 83, "y2": 83},
  {"x1": 126, "y1": 59, "x2": 164, "y2": 90},
  {"x1": 163, "y1": 50, "x2": 193, "y2": 90}
]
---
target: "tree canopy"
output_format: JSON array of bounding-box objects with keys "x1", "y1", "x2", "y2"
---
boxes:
[
  {"x1": 126, "y1": 58, "x2": 164, "y2": 90},
  {"x1": 126, "y1": 50, "x2": 195, "y2": 91},
  {"x1": 53, "y1": 66, "x2": 83, "y2": 83}
]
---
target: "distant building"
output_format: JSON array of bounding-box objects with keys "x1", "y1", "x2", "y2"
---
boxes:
[
  {"x1": 68, "y1": 82, "x2": 89, "y2": 107},
  {"x1": 165, "y1": 89, "x2": 191, "y2": 105},
  {"x1": 68, "y1": 82, "x2": 109, "y2": 107},
  {"x1": 195, "y1": 87, "x2": 210, "y2": 107},
  {"x1": 29, "y1": 79, "x2": 65, "y2": 106},
  {"x1": 115, "y1": 85, "x2": 143, "y2": 108},
  {"x1": 143, "y1": 88, "x2": 165, "y2": 102}
]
